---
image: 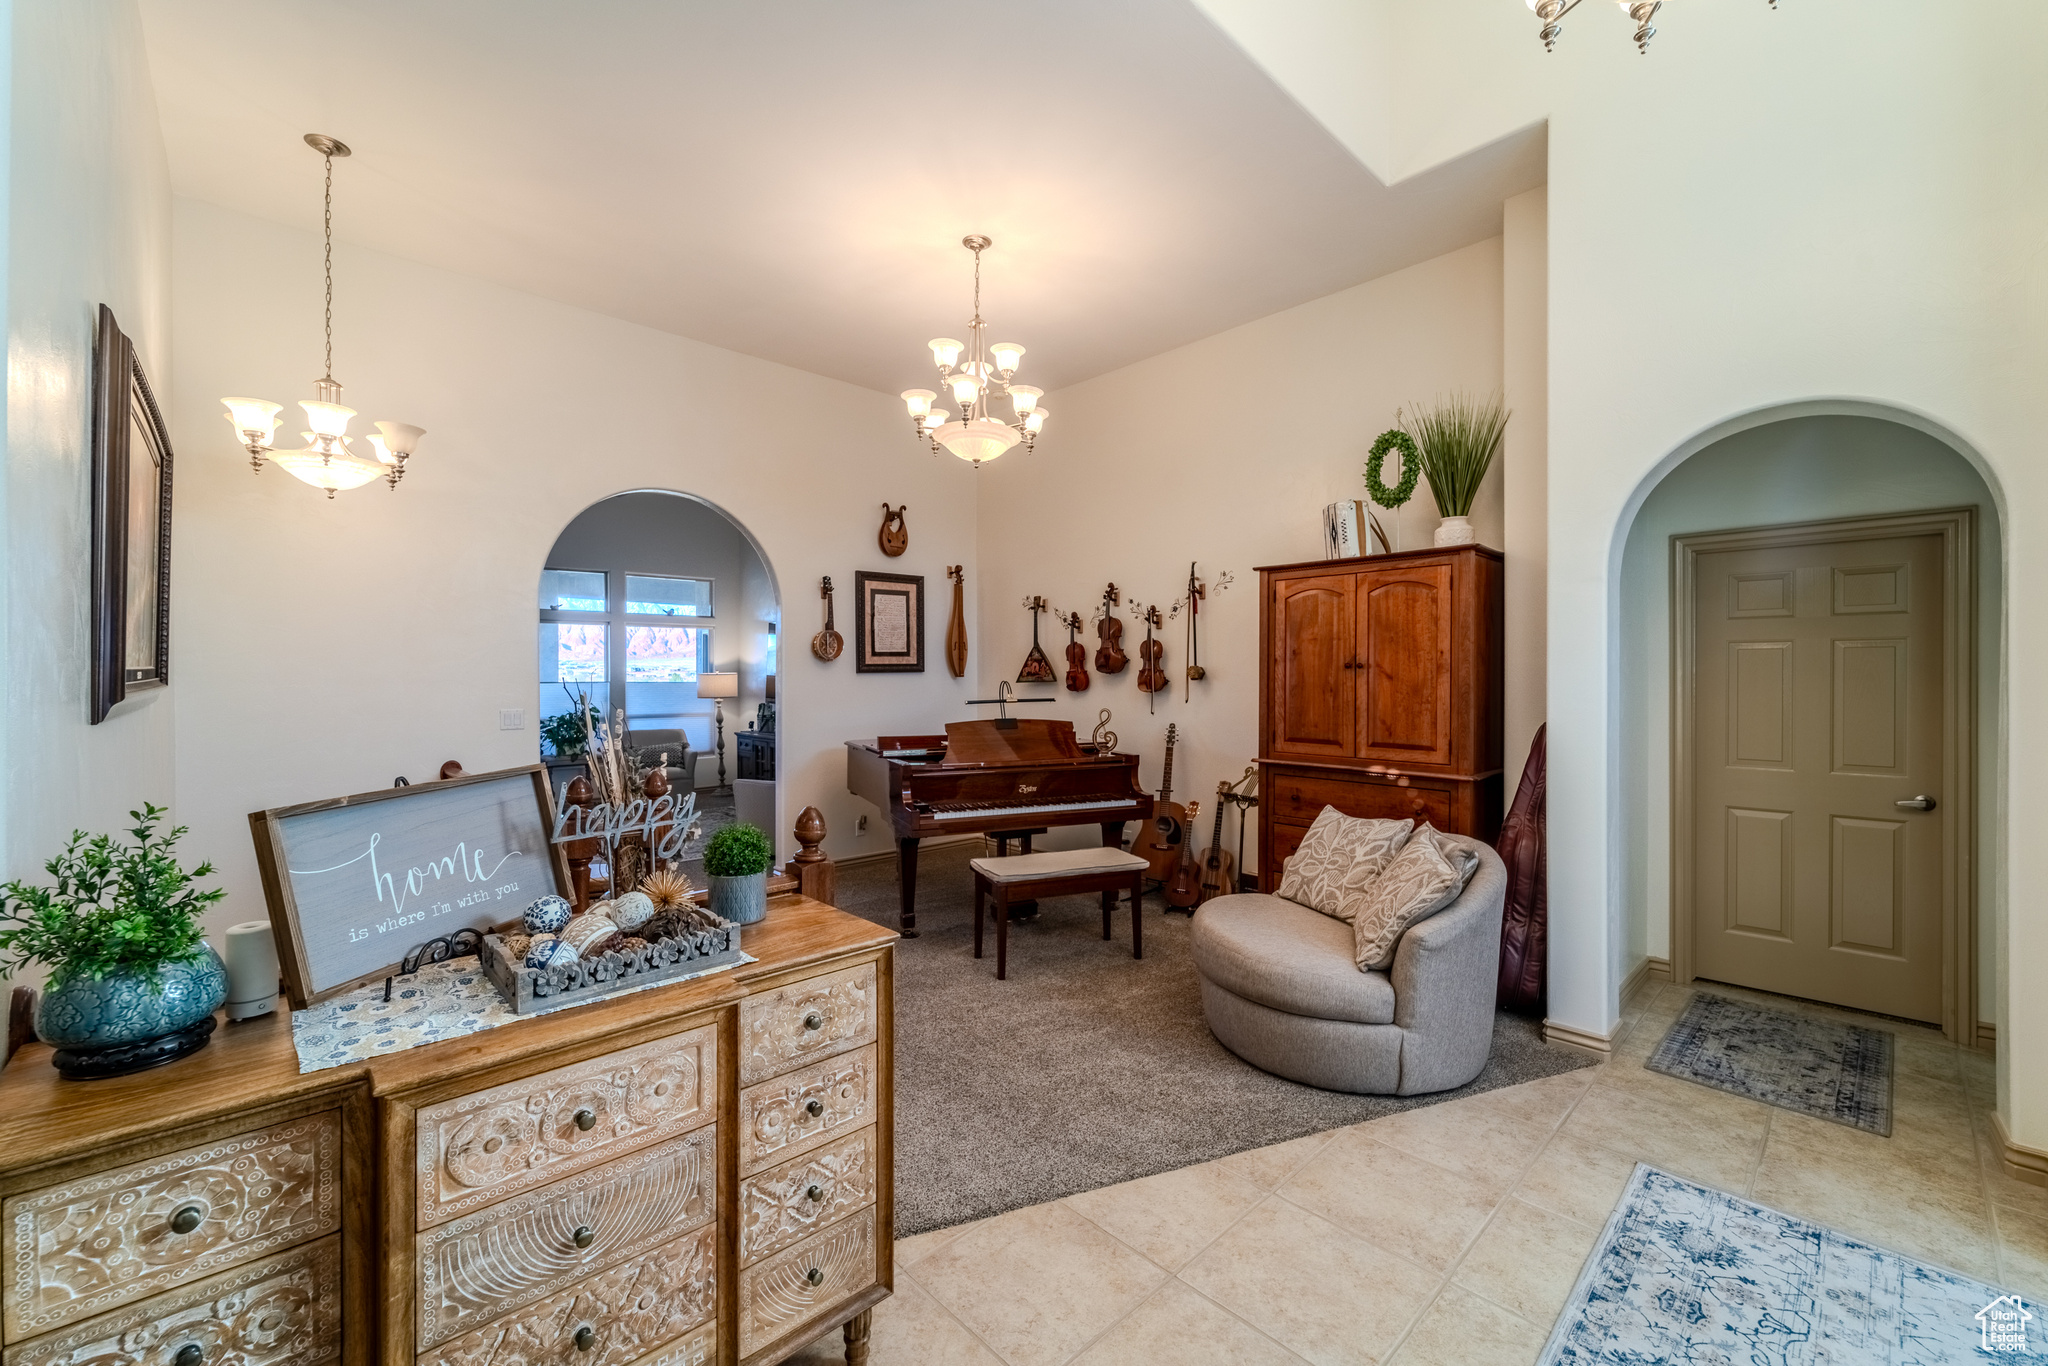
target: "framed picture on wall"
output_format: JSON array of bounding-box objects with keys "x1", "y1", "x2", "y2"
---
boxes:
[
  {"x1": 90, "y1": 304, "x2": 173, "y2": 724},
  {"x1": 853, "y1": 570, "x2": 925, "y2": 673}
]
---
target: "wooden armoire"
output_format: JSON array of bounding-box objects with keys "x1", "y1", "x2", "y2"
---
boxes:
[{"x1": 1257, "y1": 545, "x2": 1504, "y2": 887}]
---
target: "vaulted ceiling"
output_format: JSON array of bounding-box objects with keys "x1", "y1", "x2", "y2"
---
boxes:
[{"x1": 139, "y1": 0, "x2": 1543, "y2": 394}]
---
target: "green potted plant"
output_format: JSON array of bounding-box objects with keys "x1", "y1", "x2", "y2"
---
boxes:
[
  {"x1": 1404, "y1": 392, "x2": 1509, "y2": 547},
  {"x1": 540, "y1": 688, "x2": 603, "y2": 758},
  {"x1": 701, "y1": 822, "x2": 775, "y2": 926},
  {"x1": 0, "y1": 804, "x2": 229, "y2": 1078}
]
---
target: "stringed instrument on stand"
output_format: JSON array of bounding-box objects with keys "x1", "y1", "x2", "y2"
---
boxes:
[
  {"x1": 1195, "y1": 781, "x2": 1236, "y2": 907},
  {"x1": 1063, "y1": 610, "x2": 1090, "y2": 692},
  {"x1": 1139, "y1": 722, "x2": 1190, "y2": 882},
  {"x1": 1095, "y1": 583, "x2": 1128, "y2": 674},
  {"x1": 1164, "y1": 800, "x2": 1204, "y2": 911}
]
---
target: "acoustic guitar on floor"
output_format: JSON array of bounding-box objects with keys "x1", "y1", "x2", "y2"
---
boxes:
[{"x1": 1140, "y1": 723, "x2": 1190, "y2": 883}]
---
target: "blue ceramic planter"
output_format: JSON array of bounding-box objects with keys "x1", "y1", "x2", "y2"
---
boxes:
[
  {"x1": 706, "y1": 872, "x2": 769, "y2": 925},
  {"x1": 35, "y1": 944, "x2": 228, "y2": 1051}
]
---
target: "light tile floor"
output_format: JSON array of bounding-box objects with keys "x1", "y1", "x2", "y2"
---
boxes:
[{"x1": 785, "y1": 980, "x2": 2044, "y2": 1365}]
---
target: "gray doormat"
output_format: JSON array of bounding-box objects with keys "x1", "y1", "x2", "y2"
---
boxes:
[
  {"x1": 1646, "y1": 991, "x2": 1893, "y2": 1135},
  {"x1": 831, "y1": 843, "x2": 1596, "y2": 1236}
]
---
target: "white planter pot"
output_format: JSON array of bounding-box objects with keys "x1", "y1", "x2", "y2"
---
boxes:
[{"x1": 1433, "y1": 515, "x2": 1475, "y2": 547}]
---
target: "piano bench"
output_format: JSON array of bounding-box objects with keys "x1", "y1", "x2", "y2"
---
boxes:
[{"x1": 970, "y1": 848, "x2": 1150, "y2": 981}]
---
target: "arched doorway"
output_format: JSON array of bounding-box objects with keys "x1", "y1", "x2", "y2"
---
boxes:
[
  {"x1": 537, "y1": 491, "x2": 781, "y2": 872},
  {"x1": 1614, "y1": 411, "x2": 2004, "y2": 1043}
]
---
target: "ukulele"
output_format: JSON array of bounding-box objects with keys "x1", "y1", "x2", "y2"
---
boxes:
[
  {"x1": 1140, "y1": 723, "x2": 1190, "y2": 882},
  {"x1": 1164, "y1": 800, "x2": 1204, "y2": 910},
  {"x1": 811, "y1": 576, "x2": 843, "y2": 661},
  {"x1": 1063, "y1": 610, "x2": 1090, "y2": 692},
  {"x1": 1095, "y1": 583, "x2": 1128, "y2": 674},
  {"x1": 1137, "y1": 606, "x2": 1167, "y2": 694},
  {"x1": 1196, "y1": 781, "x2": 1236, "y2": 906}
]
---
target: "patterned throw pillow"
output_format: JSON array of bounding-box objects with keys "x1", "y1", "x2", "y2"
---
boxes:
[
  {"x1": 1351, "y1": 824, "x2": 1480, "y2": 971},
  {"x1": 1275, "y1": 806, "x2": 1414, "y2": 919}
]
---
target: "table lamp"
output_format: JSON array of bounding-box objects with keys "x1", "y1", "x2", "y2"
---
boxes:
[{"x1": 697, "y1": 671, "x2": 740, "y2": 787}]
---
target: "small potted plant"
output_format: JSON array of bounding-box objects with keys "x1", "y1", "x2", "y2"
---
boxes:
[
  {"x1": 701, "y1": 822, "x2": 775, "y2": 926},
  {"x1": 1404, "y1": 392, "x2": 1510, "y2": 546},
  {"x1": 540, "y1": 687, "x2": 603, "y2": 758},
  {"x1": 0, "y1": 804, "x2": 229, "y2": 1078}
]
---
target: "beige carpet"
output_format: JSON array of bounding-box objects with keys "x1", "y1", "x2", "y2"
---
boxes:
[{"x1": 829, "y1": 842, "x2": 1595, "y2": 1235}]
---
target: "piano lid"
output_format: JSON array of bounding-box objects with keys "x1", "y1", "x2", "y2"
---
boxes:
[{"x1": 942, "y1": 718, "x2": 1083, "y2": 767}]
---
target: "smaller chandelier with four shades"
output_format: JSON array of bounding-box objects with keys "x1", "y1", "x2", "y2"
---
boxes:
[
  {"x1": 900, "y1": 235, "x2": 1045, "y2": 467},
  {"x1": 221, "y1": 134, "x2": 424, "y2": 498}
]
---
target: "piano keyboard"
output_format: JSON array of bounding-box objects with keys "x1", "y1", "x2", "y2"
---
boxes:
[{"x1": 926, "y1": 797, "x2": 1140, "y2": 821}]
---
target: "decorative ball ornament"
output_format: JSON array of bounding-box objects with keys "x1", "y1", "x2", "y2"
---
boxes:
[
  {"x1": 500, "y1": 932, "x2": 534, "y2": 963},
  {"x1": 1365, "y1": 430, "x2": 1421, "y2": 509},
  {"x1": 640, "y1": 869, "x2": 693, "y2": 910},
  {"x1": 523, "y1": 895, "x2": 573, "y2": 935},
  {"x1": 610, "y1": 891, "x2": 656, "y2": 933},
  {"x1": 614, "y1": 936, "x2": 650, "y2": 955},
  {"x1": 524, "y1": 936, "x2": 577, "y2": 971},
  {"x1": 559, "y1": 912, "x2": 620, "y2": 958}
]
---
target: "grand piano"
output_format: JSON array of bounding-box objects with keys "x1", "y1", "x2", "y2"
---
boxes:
[{"x1": 846, "y1": 718, "x2": 1155, "y2": 935}]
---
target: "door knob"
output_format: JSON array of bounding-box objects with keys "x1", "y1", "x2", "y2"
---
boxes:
[{"x1": 1894, "y1": 795, "x2": 1937, "y2": 812}]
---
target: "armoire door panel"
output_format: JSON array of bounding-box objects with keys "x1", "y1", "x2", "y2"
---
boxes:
[
  {"x1": 1356, "y1": 565, "x2": 1453, "y2": 766},
  {"x1": 1268, "y1": 575, "x2": 1354, "y2": 759}
]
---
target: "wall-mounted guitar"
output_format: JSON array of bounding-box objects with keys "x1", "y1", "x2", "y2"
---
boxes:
[
  {"x1": 1163, "y1": 800, "x2": 1204, "y2": 911},
  {"x1": 1095, "y1": 583, "x2": 1128, "y2": 675},
  {"x1": 1139, "y1": 723, "x2": 1190, "y2": 883},
  {"x1": 1193, "y1": 781, "x2": 1236, "y2": 908},
  {"x1": 1061, "y1": 610, "x2": 1090, "y2": 692}
]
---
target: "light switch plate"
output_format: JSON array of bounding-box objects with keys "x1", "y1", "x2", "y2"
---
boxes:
[{"x1": 499, "y1": 708, "x2": 525, "y2": 731}]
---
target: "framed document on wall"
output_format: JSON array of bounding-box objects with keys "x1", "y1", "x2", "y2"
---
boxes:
[
  {"x1": 90, "y1": 304, "x2": 173, "y2": 723},
  {"x1": 854, "y1": 570, "x2": 925, "y2": 673}
]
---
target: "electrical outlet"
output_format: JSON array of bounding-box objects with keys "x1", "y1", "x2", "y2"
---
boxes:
[
  {"x1": 499, "y1": 708, "x2": 525, "y2": 731},
  {"x1": 857, "y1": 815, "x2": 868, "y2": 834}
]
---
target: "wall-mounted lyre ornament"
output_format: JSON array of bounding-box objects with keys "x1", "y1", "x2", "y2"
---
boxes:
[
  {"x1": 879, "y1": 504, "x2": 908, "y2": 557},
  {"x1": 1137, "y1": 605, "x2": 1167, "y2": 712},
  {"x1": 1016, "y1": 596, "x2": 1057, "y2": 684},
  {"x1": 1061, "y1": 610, "x2": 1091, "y2": 693},
  {"x1": 945, "y1": 565, "x2": 968, "y2": 678},
  {"x1": 1094, "y1": 583, "x2": 1128, "y2": 675},
  {"x1": 1090, "y1": 709, "x2": 1118, "y2": 753},
  {"x1": 812, "y1": 576, "x2": 844, "y2": 661}
]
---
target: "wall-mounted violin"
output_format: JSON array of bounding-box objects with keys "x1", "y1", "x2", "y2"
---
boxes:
[
  {"x1": 1095, "y1": 583, "x2": 1128, "y2": 674},
  {"x1": 1137, "y1": 605, "x2": 1167, "y2": 711},
  {"x1": 1062, "y1": 610, "x2": 1091, "y2": 692}
]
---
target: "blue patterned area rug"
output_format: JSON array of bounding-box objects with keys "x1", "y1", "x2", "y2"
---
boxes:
[
  {"x1": 1647, "y1": 991, "x2": 1893, "y2": 1135},
  {"x1": 1539, "y1": 1165, "x2": 2046, "y2": 1364}
]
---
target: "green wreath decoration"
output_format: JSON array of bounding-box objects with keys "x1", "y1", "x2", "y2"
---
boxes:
[{"x1": 1365, "y1": 429, "x2": 1420, "y2": 508}]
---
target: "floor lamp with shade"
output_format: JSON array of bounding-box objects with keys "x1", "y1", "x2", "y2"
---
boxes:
[{"x1": 697, "y1": 671, "x2": 740, "y2": 788}]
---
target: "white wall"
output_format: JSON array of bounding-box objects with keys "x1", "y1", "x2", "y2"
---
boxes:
[
  {"x1": 3, "y1": 0, "x2": 173, "y2": 887},
  {"x1": 1619, "y1": 414, "x2": 2003, "y2": 1023},
  {"x1": 169, "y1": 198, "x2": 979, "y2": 945},
  {"x1": 1194, "y1": 0, "x2": 2045, "y2": 1140},
  {"x1": 975, "y1": 238, "x2": 1506, "y2": 861},
  {"x1": 1500, "y1": 185, "x2": 1547, "y2": 800},
  {"x1": 544, "y1": 490, "x2": 775, "y2": 788}
]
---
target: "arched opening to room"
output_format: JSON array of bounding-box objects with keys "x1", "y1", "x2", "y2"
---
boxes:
[
  {"x1": 537, "y1": 491, "x2": 781, "y2": 872},
  {"x1": 1614, "y1": 411, "x2": 2004, "y2": 1046}
]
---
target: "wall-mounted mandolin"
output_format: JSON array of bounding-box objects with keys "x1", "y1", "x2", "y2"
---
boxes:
[
  {"x1": 1063, "y1": 610, "x2": 1090, "y2": 692},
  {"x1": 1139, "y1": 722, "x2": 1190, "y2": 883},
  {"x1": 1095, "y1": 583, "x2": 1128, "y2": 674}
]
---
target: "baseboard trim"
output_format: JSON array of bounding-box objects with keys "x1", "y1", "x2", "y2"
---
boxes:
[
  {"x1": 1992, "y1": 1112, "x2": 2048, "y2": 1189},
  {"x1": 1620, "y1": 959, "x2": 1654, "y2": 1011},
  {"x1": 1543, "y1": 1019, "x2": 1615, "y2": 1056},
  {"x1": 832, "y1": 833, "x2": 980, "y2": 871},
  {"x1": 1976, "y1": 1021, "x2": 1997, "y2": 1055},
  {"x1": 1647, "y1": 956, "x2": 1672, "y2": 983}
]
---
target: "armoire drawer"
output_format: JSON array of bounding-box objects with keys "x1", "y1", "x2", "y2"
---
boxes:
[
  {"x1": 2, "y1": 1111, "x2": 341, "y2": 1340},
  {"x1": 738, "y1": 1045, "x2": 876, "y2": 1176},
  {"x1": 3, "y1": 1233, "x2": 341, "y2": 1366},
  {"x1": 418, "y1": 1223, "x2": 716, "y2": 1366},
  {"x1": 736, "y1": 1205, "x2": 878, "y2": 1357},
  {"x1": 417, "y1": 1126, "x2": 716, "y2": 1348},
  {"x1": 738, "y1": 961, "x2": 877, "y2": 1087},
  {"x1": 415, "y1": 1023, "x2": 715, "y2": 1228},
  {"x1": 738, "y1": 1124, "x2": 877, "y2": 1265},
  {"x1": 624, "y1": 1322, "x2": 715, "y2": 1366},
  {"x1": 1267, "y1": 770, "x2": 1452, "y2": 829}
]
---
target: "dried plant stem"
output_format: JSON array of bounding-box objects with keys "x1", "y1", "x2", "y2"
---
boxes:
[{"x1": 1403, "y1": 392, "x2": 1509, "y2": 519}]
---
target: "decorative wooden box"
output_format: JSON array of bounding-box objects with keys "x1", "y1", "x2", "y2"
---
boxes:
[{"x1": 478, "y1": 922, "x2": 745, "y2": 1014}]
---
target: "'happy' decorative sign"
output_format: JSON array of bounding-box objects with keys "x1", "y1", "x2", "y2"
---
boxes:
[{"x1": 250, "y1": 766, "x2": 572, "y2": 1006}]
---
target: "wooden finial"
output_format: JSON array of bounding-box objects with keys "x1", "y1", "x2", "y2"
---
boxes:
[
  {"x1": 643, "y1": 765, "x2": 670, "y2": 799},
  {"x1": 792, "y1": 806, "x2": 828, "y2": 863},
  {"x1": 788, "y1": 805, "x2": 836, "y2": 906}
]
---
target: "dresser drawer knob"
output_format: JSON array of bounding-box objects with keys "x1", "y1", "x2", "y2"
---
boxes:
[
  {"x1": 169, "y1": 1204, "x2": 205, "y2": 1235},
  {"x1": 574, "y1": 1325, "x2": 596, "y2": 1351},
  {"x1": 573, "y1": 1224, "x2": 595, "y2": 1248},
  {"x1": 573, "y1": 1108, "x2": 597, "y2": 1132},
  {"x1": 805, "y1": 1098, "x2": 825, "y2": 1118},
  {"x1": 803, "y1": 1010, "x2": 824, "y2": 1031},
  {"x1": 805, "y1": 1266, "x2": 825, "y2": 1286},
  {"x1": 806, "y1": 1184, "x2": 824, "y2": 1202},
  {"x1": 174, "y1": 1347, "x2": 204, "y2": 1366}
]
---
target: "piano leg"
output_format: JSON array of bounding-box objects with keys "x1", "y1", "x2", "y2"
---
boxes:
[{"x1": 896, "y1": 836, "x2": 921, "y2": 938}]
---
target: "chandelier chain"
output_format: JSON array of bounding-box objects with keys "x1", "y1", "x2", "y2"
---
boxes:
[{"x1": 322, "y1": 151, "x2": 334, "y2": 381}]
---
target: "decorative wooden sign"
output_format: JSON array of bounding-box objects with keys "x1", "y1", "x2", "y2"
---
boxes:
[{"x1": 249, "y1": 765, "x2": 572, "y2": 1006}]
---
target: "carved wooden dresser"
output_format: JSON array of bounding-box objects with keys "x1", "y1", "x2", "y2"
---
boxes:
[{"x1": 0, "y1": 895, "x2": 894, "y2": 1366}]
